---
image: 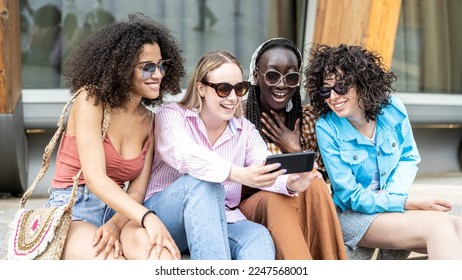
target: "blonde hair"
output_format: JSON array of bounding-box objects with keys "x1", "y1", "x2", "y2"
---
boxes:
[{"x1": 180, "y1": 50, "x2": 244, "y2": 117}]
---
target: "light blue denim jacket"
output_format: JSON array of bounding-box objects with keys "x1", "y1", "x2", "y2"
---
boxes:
[{"x1": 316, "y1": 95, "x2": 421, "y2": 214}]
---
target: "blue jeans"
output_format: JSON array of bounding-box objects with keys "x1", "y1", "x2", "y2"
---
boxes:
[
  {"x1": 144, "y1": 175, "x2": 275, "y2": 260},
  {"x1": 144, "y1": 175, "x2": 230, "y2": 260},
  {"x1": 228, "y1": 220, "x2": 275, "y2": 260}
]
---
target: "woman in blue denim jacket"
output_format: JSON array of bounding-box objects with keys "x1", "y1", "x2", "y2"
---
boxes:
[{"x1": 305, "y1": 44, "x2": 462, "y2": 259}]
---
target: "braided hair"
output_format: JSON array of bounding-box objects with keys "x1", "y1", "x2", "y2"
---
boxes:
[{"x1": 245, "y1": 38, "x2": 304, "y2": 145}]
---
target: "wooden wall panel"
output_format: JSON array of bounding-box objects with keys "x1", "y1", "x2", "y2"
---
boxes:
[
  {"x1": 365, "y1": 0, "x2": 402, "y2": 68},
  {"x1": 313, "y1": 0, "x2": 401, "y2": 68},
  {"x1": 0, "y1": 0, "x2": 21, "y2": 114}
]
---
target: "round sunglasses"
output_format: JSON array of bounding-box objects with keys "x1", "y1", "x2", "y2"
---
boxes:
[
  {"x1": 317, "y1": 82, "x2": 350, "y2": 99},
  {"x1": 136, "y1": 59, "x2": 171, "y2": 79},
  {"x1": 201, "y1": 80, "x2": 250, "y2": 98},
  {"x1": 256, "y1": 68, "x2": 300, "y2": 88}
]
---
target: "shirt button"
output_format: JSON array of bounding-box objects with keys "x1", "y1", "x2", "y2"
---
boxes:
[
  {"x1": 377, "y1": 151, "x2": 381, "y2": 156},
  {"x1": 392, "y1": 142, "x2": 397, "y2": 147},
  {"x1": 353, "y1": 155, "x2": 358, "y2": 160},
  {"x1": 381, "y1": 172, "x2": 386, "y2": 177}
]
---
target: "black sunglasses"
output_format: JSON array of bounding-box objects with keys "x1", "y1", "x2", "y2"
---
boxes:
[
  {"x1": 137, "y1": 59, "x2": 171, "y2": 79},
  {"x1": 318, "y1": 82, "x2": 350, "y2": 99},
  {"x1": 201, "y1": 80, "x2": 250, "y2": 97},
  {"x1": 256, "y1": 68, "x2": 300, "y2": 88}
]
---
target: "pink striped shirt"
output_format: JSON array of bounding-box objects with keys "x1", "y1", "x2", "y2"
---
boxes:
[{"x1": 146, "y1": 102, "x2": 291, "y2": 222}]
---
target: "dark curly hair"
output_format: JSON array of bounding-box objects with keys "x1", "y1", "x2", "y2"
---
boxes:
[
  {"x1": 64, "y1": 13, "x2": 186, "y2": 108},
  {"x1": 245, "y1": 38, "x2": 303, "y2": 144},
  {"x1": 304, "y1": 44, "x2": 397, "y2": 121}
]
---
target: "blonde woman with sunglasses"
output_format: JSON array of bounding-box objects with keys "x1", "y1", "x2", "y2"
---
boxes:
[
  {"x1": 241, "y1": 38, "x2": 347, "y2": 260},
  {"x1": 144, "y1": 50, "x2": 321, "y2": 260}
]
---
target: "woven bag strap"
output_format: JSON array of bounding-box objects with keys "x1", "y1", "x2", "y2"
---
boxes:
[
  {"x1": 63, "y1": 102, "x2": 110, "y2": 212},
  {"x1": 20, "y1": 89, "x2": 111, "y2": 209}
]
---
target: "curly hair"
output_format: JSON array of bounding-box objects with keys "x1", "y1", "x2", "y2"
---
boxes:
[
  {"x1": 64, "y1": 13, "x2": 186, "y2": 108},
  {"x1": 245, "y1": 38, "x2": 303, "y2": 144},
  {"x1": 304, "y1": 44, "x2": 397, "y2": 121}
]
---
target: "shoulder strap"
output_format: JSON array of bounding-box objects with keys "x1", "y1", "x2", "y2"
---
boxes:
[{"x1": 20, "y1": 89, "x2": 111, "y2": 209}]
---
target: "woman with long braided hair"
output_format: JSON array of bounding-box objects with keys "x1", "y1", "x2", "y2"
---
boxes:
[{"x1": 239, "y1": 38, "x2": 347, "y2": 260}]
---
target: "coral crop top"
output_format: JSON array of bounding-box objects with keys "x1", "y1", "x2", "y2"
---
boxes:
[{"x1": 51, "y1": 113, "x2": 154, "y2": 188}]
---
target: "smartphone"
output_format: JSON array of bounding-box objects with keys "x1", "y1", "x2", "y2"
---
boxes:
[{"x1": 265, "y1": 151, "x2": 315, "y2": 174}]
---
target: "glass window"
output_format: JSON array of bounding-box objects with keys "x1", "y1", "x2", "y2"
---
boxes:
[
  {"x1": 392, "y1": 0, "x2": 462, "y2": 94},
  {"x1": 20, "y1": 0, "x2": 307, "y2": 89}
]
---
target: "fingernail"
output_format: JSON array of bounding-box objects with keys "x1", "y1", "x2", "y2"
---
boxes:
[{"x1": 281, "y1": 169, "x2": 287, "y2": 174}]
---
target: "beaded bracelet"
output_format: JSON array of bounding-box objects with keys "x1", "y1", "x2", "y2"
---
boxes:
[{"x1": 141, "y1": 210, "x2": 156, "y2": 228}]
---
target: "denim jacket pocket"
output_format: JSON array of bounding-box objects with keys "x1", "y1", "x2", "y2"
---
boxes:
[
  {"x1": 378, "y1": 136, "x2": 401, "y2": 170},
  {"x1": 339, "y1": 149, "x2": 368, "y2": 165},
  {"x1": 379, "y1": 133, "x2": 399, "y2": 154}
]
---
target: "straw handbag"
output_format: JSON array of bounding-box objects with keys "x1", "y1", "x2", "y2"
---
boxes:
[{"x1": 7, "y1": 89, "x2": 110, "y2": 260}]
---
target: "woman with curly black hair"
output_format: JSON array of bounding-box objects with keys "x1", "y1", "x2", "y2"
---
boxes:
[
  {"x1": 306, "y1": 44, "x2": 462, "y2": 259},
  {"x1": 45, "y1": 13, "x2": 185, "y2": 260},
  {"x1": 239, "y1": 38, "x2": 347, "y2": 260}
]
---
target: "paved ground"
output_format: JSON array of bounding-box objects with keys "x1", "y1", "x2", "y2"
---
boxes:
[{"x1": 1, "y1": 172, "x2": 461, "y2": 260}]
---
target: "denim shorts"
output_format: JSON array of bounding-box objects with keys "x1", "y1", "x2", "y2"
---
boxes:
[{"x1": 45, "y1": 185, "x2": 115, "y2": 227}]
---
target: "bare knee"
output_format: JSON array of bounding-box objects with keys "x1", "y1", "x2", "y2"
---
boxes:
[
  {"x1": 63, "y1": 221, "x2": 119, "y2": 260},
  {"x1": 120, "y1": 221, "x2": 151, "y2": 259},
  {"x1": 411, "y1": 211, "x2": 460, "y2": 247},
  {"x1": 452, "y1": 215, "x2": 462, "y2": 234},
  {"x1": 120, "y1": 221, "x2": 177, "y2": 260},
  {"x1": 428, "y1": 211, "x2": 458, "y2": 232},
  {"x1": 158, "y1": 248, "x2": 175, "y2": 260}
]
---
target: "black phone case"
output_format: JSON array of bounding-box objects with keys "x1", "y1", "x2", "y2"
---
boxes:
[{"x1": 265, "y1": 151, "x2": 315, "y2": 174}]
